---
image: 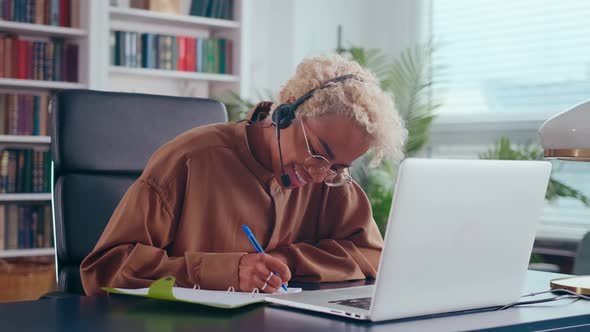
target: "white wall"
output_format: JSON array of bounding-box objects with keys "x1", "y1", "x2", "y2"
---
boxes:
[{"x1": 241, "y1": 0, "x2": 424, "y2": 100}]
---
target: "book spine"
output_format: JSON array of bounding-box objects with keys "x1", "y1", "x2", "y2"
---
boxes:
[
  {"x1": 17, "y1": 40, "x2": 27, "y2": 79},
  {"x1": 50, "y1": 0, "x2": 59, "y2": 26},
  {"x1": 16, "y1": 150, "x2": 24, "y2": 192},
  {"x1": 197, "y1": 38, "x2": 202, "y2": 72},
  {"x1": 8, "y1": 205, "x2": 18, "y2": 249},
  {"x1": 7, "y1": 150, "x2": 17, "y2": 193},
  {"x1": 136, "y1": 32, "x2": 142, "y2": 68},
  {"x1": 125, "y1": 32, "x2": 131, "y2": 67},
  {"x1": 0, "y1": 151, "x2": 8, "y2": 193},
  {"x1": 70, "y1": 0, "x2": 79, "y2": 28},
  {"x1": 130, "y1": 32, "x2": 136, "y2": 68},
  {"x1": 170, "y1": 36, "x2": 177, "y2": 70},
  {"x1": 219, "y1": 38, "x2": 225, "y2": 74},
  {"x1": 35, "y1": 0, "x2": 45, "y2": 24},
  {"x1": 59, "y1": 0, "x2": 68, "y2": 27},
  {"x1": 0, "y1": 36, "x2": 4, "y2": 78},
  {"x1": 0, "y1": 205, "x2": 5, "y2": 250},
  {"x1": 226, "y1": 39, "x2": 232, "y2": 74},
  {"x1": 186, "y1": 37, "x2": 196, "y2": 72},
  {"x1": 111, "y1": 31, "x2": 117, "y2": 66},
  {"x1": 33, "y1": 95, "x2": 39, "y2": 135},
  {"x1": 39, "y1": 94, "x2": 48, "y2": 136},
  {"x1": 0, "y1": 94, "x2": 5, "y2": 135},
  {"x1": 65, "y1": 43, "x2": 78, "y2": 81},
  {"x1": 177, "y1": 36, "x2": 186, "y2": 71}
]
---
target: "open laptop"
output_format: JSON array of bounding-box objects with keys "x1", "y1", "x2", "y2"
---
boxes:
[{"x1": 265, "y1": 158, "x2": 552, "y2": 322}]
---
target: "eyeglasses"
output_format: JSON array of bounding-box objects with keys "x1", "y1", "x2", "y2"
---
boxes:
[{"x1": 300, "y1": 120, "x2": 352, "y2": 187}]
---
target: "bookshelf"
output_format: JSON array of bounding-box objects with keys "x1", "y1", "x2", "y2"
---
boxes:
[
  {"x1": 0, "y1": 1, "x2": 243, "y2": 261},
  {"x1": 0, "y1": 0, "x2": 89, "y2": 260}
]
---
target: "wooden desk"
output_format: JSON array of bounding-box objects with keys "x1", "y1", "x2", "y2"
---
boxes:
[{"x1": 1, "y1": 271, "x2": 589, "y2": 331}]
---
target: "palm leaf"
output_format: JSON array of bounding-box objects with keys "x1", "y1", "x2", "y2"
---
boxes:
[
  {"x1": 347, "y1": 46, "x2": 391, "y2": 84},
  {"x1": 218, "y1": 91, "x2": 275, "y2": 122}
]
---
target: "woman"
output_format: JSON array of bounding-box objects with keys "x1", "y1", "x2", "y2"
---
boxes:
[{"x1": 80, "y1": 54, "x2": 407, "y2": 295}]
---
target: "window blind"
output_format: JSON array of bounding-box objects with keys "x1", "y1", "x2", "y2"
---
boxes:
[{"x1": 431, "y1": 0, "x2": 590, "y2": 118}]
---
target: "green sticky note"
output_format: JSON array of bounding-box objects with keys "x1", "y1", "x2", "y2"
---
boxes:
[{"x1": 147, "y1": 276, "x2": 176, "y2": 300}]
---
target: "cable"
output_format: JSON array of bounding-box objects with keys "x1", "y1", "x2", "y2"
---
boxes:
[{"x1": 497, "y1": 288, "x2": 590, "y2": 311}]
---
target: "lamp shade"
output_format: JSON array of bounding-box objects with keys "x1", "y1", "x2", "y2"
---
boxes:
[{"x1": 539, "y1": 99, "x2": 590, "y2": 161}]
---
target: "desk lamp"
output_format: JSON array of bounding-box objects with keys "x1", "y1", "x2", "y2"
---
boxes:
[{"x1": 539, "y1": 99, "x2": 590, "y2": 295}]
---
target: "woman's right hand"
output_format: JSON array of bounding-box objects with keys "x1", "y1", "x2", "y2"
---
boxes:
[{"x1": 238, "y1": 253, "x2": 291, "y2": 293}]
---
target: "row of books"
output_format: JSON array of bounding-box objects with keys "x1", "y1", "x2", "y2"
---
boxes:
[
  {"x1": 0, "y1": 35, "x2": 79, "y2": 82},
  {"x1": 0, "y1": 149, "x2": 51, "y2": 194},
  {"x1": 0, "y1": 203, "x2": 52, "y2": 250},
  {"x1": 189, "y1": 0, "x2": 233, "y2": 20},
  {"x1": 0, "y1": 93, "x2": 50, "y2": 136},
  {"x1": 0, "y1": 0, "x2": 79, "y2": 27},
  {"x1": 111, "y1": 31, "x2": 232, "y2": 74}
]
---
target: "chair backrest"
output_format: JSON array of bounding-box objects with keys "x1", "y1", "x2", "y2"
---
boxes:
[
  {"x1": 51, "y1": 90, "x2": 227, "y2": 294},
  {"x1": 573, "y1": 231, "x2": 590, "y2": 275}
]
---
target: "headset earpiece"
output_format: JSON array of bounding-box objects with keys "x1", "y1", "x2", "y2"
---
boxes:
[{"x1": 272, "y1": 103, "x2": 296, "y2": 129}]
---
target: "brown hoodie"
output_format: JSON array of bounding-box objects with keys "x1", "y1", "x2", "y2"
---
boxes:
[{"x1": 80, "y1": 104, "x2": 383, "y2": 295}]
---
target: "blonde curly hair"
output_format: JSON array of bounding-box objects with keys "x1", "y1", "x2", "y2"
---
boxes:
[{"x1": 278, "y1": 54, "x2": 407, "y2": 166}]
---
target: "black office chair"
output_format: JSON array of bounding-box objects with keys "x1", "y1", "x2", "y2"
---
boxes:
[{"x1": 50, "y1": 90, "x2": 227, "y2": 295}]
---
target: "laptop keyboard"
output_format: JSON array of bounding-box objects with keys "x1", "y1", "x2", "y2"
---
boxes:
[{"x1": 329, "y1": 297, "x2": 372, "y2": 310}]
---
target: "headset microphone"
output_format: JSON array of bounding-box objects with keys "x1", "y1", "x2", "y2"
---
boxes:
[
  {"x1": 281, "y1": 174, "x2": 291, "y2": 187},
  {"x1": 275, "y1": 111, "x2": 292, "y2": 187}
]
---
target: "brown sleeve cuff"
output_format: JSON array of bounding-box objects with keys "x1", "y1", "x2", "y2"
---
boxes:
[
  {"x1": 188, "y1": 252, "x2": 246, "y2": 290},
  {"x1": 268, "y1": 246, "x2": 294, "y2": 275}
]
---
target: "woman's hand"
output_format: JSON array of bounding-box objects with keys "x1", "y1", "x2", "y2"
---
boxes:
[{"x1": 238, "y1": 253, "x2": 291, "y2": 293}]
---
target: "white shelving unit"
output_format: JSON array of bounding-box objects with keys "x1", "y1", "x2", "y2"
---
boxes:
[{"x1": 0, "y1": 248, "x2": 55, "y2": 258}]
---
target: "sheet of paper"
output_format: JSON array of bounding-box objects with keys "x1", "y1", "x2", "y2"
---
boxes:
[{"x1": 111, "y1": 286, "x2": 302, "y2": 308}]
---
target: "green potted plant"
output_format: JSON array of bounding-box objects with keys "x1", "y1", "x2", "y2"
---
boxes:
[
  {"x1": 480, "y1": 136, "x2": 590, "y2": 206},
  {"x1": 343, "y1": 44, "x2": 440, "y2": 235}
]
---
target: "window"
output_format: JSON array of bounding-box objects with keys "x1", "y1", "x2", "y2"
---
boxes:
[{"x1": 428, "y1": 0, "x2": 590, "y2": 240}]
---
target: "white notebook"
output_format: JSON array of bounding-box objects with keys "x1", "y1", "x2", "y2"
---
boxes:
[{"x1": 103, "y1": 276, "x2": 302, "y2": 309}]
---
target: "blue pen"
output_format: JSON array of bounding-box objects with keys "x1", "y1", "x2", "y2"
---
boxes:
[{"x1": 242, "y1": 224, "x2": 288, "y2": 291}]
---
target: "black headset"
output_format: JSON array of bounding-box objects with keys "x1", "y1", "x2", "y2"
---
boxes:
[
  {"x1": 269, "y1": 74, "x2": 361, "y2": 187},
  {"x1": 271, "y1": 74, "x2": 359, "y2": 129}
]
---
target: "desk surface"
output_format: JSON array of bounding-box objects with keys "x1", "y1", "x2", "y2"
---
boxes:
[{"x1": 2, "y1": 271, "x2": 589, "y2": 332}]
